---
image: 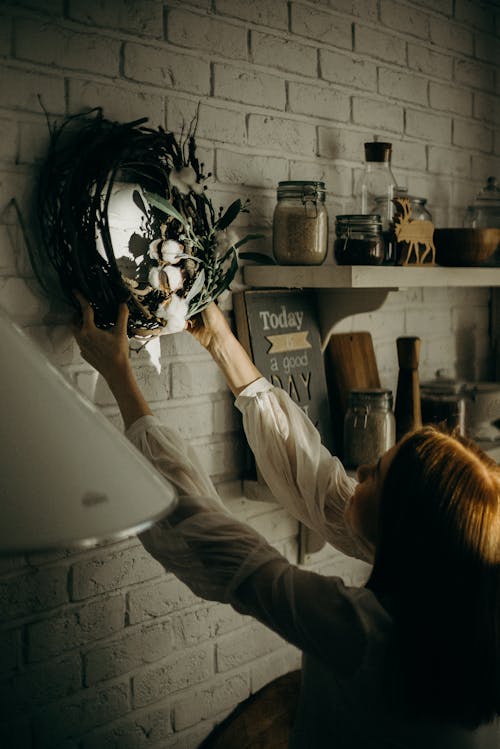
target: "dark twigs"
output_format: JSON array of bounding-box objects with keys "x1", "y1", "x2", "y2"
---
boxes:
[{"x1": 36, "y1": 109, "x2": 261, "y2": 336}]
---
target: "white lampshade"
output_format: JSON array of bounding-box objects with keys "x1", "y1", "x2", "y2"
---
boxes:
[{"x1": 0, "y1": 306, "x2": 177, "y2": 553}]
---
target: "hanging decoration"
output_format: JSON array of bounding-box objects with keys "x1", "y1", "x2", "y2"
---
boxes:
[{"x1": 35, "y1": 108, "x2": 262, "y2": 335}]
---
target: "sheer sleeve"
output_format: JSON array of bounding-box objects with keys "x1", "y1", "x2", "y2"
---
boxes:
[
  {"x1": 235, "y1": 378, "x2": 373, "y2": 563},
  {"x1": 126, "y1": 415, "x2": 370, "y2": 666},
  {"x1": 125, "y1": 413, "x2": 372, "y2": 669},
  {"x1": 126, "y1": 415, "x2": 283, "y2": 602}
]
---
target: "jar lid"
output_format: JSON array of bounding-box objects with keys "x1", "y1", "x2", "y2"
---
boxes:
[
  {"x1": 364, "y1": 142, "x2": 392, "y2": 163},
  {"x1": 465, "y1": 177, "x2": 500, "y2": 227},
  {"x1": 336, "y1": 214, "x2": 383, "y2": 229},
  {"x1": 467, "y1": 177, "x2": 500, "y2": 212},
  {"x1": 277, "y1": 181, "x2": 326, "y2": 199},
  {"x1": 375, "y1": 194, "x2": 426, "y2": 205},
  {"x1": 348, "y1": 388, "x2": 393, "y2": 407},
  {"x1": 420, "y1": 369, "x2": 464, "y2": 396}
]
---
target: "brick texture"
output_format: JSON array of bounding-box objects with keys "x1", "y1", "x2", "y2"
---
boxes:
[
  {"x1": 167, "y1": 9, "x2": 248, "y2": 60},
  {"x1": 124, "y1": 42, "x2": 211, "y2": 94},
  {"x1": 68, "y1": 0, "x2": 164, "y2": 36},
  {"x1": 15, "y1": 18, "x2": 121, "y2": 76},
  {"x1": 252, "y1": 30, "x2": 317, "y2": 77},
  {"x1": 213, "y1": 62, "x2": 286, "y2": 108},
  {"x1": 290, "y1": 3, "x2": 352, "y2": 47},
  {"x1": 0, "y1": 0, "x2": 498, "y2": 746}
]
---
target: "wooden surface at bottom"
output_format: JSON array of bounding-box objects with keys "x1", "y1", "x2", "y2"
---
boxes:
[{"x1": 198, "y1": 670, "x2": 301, "y2": 749}]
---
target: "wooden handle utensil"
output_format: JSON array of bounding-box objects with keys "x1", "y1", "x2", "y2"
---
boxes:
[{"x1": 395, "y1": 336, "x2": 422, "y2": 440}]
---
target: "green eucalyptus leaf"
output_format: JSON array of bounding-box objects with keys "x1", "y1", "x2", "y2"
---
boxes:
[
  {"x1": 215, "y1": 199, "x2": 242, "y2": 231},
  {"x1": 231, "y1": 233, "x2": 266, "y2": 250},
  {"x1": 238, "y1": 252, "x2": 277, "y2": 265},
  {"x1": 177, "y1": 253, "x2": 202, "y2": 262},
  {"x1": 185, "y1": 267, "x2": 206, "y2": 304},
  {"x1": 143, "y1": 191, "x2": 186, "y2": 225}
]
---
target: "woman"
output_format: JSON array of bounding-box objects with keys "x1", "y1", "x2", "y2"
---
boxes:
[{"x1": 73, "y1": 293, "x2": 500, "y2": 748}]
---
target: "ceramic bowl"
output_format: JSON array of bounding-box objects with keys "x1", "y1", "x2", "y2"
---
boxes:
[{"x1": 434, "y1": 228, "x2": 500, "y2": 266}]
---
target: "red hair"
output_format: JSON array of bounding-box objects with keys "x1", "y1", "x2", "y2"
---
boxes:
[{"x1": 368, "y1": 426, "x2": 500, "y2": 727}]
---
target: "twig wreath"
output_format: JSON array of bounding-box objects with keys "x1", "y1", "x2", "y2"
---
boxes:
[{"x1": 35, "y1": 108, "x2": 262, "y2": 336}]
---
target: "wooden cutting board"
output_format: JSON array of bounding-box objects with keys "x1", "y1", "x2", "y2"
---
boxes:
[{"x1": 325, "y1": 332, "x2": 381, "y2": 454}]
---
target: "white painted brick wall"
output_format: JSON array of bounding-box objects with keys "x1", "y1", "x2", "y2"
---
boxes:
[
  {"x1": 124, "y1": 41, "x2": 211, "y2": 95},
  {"x1": 252, "y1": 30, "x2": 317, "y2": 77},
  {"x1": 213, "y1": 62, "x2": 287, "y2": 108},
  {"x1": 0, "y1": 0, "x2": 498, "y2": 746}
]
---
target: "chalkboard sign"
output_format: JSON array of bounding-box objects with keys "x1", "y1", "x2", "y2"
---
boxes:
[{"x1": 233, "y1": 289, "x2": 334, "y2": 453}]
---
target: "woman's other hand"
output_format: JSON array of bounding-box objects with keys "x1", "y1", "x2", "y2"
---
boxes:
[
  {"x1": 72, "y1": 290, "x2": 131, "y2": 385},
  {"x1": 187, "y1": 301, "x2": 262, "y2": 396},
  {"x1": 186, "y1": 302, "x2": 233, "y2": 352}
]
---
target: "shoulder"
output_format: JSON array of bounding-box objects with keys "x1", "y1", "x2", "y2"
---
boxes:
[{"x1": 289, "y1": 568, "x2": 392, "y2": 672}]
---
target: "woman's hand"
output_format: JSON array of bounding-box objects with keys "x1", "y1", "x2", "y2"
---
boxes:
[
  {"x1": 186, "y1": 301, "x2": 233, "y2": 353},
  {"x1": 187, "y1": 301, "x2": 262, "y2": 396},
  {"x1": 72, "y1": 291, "x2": 153, "y2": 428},
  {"x1": 72, "y1": 290, "x2": 131, "y2": 386}
]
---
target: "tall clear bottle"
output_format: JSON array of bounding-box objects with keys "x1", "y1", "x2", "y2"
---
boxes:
[{"x1": 355, "y1": 141, "x2": 398, "y2": 262}]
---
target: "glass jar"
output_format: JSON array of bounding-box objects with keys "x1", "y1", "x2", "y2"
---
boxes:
[
  {"x1": 420, "y1": 370, "x2": 466, "y2": 436},
  {"x1": 334, "y1": 214, "x2": 385, "y2": 265},
  {"x1": 272, "y1": 181, "x2": 328, "y2": 265},
  {"x1": 343, "y1": 389, "x2": 396, "y2": 469},
  {"x1": 375, "y1": 195, "x2": 432, "y2": 223},
  {"x1": 408, "y1": 196, "x2": 432, "y2": 222},
  {"x1": 355, "y1": 142, "x2": 398, "y2": 231},
  {"x1": 464, "y1": 177, "x2": 500, "y2": 228}
]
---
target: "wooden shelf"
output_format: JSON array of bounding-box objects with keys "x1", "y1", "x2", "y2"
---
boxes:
[{"x1": 243, "y1": 264, "x2": 500, "y2": 290}]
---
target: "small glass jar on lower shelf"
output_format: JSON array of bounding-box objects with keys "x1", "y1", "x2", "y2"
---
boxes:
[
  {"x1": 343, "y1": 389, "x2": 395, "y2": 469},
  {"x1": 334, "y1": 214, "x2": 386, "y2": 265}
]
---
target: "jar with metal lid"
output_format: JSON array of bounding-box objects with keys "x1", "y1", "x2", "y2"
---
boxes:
[
  {"x1": 420, "y1": 369, "x2": 466, "y2": 435},
  {"x1": 374, "y1": 195, "x2": 432, "y2": 223},
  {"x1": 334, "y1": 214, "x2": 385, "y2": 265},
  {"x1": 272, "y1": 181, "x2": 328, "y2": 265},
  {"x1": 343, "y1": 389, "x2": 396, "y2": 469},
  {"x1": 464, "y1": 177, "x2": 500, "y2": 229}
]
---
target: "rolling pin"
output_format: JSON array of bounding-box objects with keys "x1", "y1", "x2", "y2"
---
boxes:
[{"x1": 395, "y1": 336, "x2": 422, "y2": 441}]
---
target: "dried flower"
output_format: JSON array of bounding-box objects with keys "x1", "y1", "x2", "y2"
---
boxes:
[{"x1": 155, "y1": 294, "x2": 189, "y2": 333}]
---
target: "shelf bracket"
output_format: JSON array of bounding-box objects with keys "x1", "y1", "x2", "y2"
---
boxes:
[{"x1": 316, "y1": 288, "x2": 390, "y2": 349}]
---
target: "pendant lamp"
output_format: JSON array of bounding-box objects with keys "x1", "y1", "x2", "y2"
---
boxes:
[{"x1": 0, "y1": 306, "x2": 177, "y2": 554}]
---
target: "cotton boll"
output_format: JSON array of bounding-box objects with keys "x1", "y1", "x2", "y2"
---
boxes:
[
  {"x1": 155, "y1": 294, "x2": 189, "y2": 333},
  {"x1": 148, "y1": 267, "x2": 161, "y2": 289},
  {"x1": 164, "y1": 265, "x2": 184, "y2": 292},
  {"x1": 148, "y1": 239, "x2": 163, "y2": 261},
  {"x1": 179, "y1": 166, "x2": 197, "y2": 186},
  {"x1": 161, "y1": 239, "x2": 183, "y2": 264},
  {"x1": 169, "y1": 166, "x2": 199, "y2": 196}
]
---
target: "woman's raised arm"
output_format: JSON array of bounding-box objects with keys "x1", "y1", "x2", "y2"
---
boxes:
[
  {"x1": 72, "y1": 290, "x2": 152, "y2": 430},
  {"x1": 187, "y1": 302, "x2": 262, "y2": 396}
]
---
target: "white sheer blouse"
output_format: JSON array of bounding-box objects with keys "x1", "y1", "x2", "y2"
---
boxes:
[
  {"x1": 128, "y1": 378, "x2": 497, "y2": 748},
  {"x1": 128, "y1": 377, "x2": 369, "y2": 605}
]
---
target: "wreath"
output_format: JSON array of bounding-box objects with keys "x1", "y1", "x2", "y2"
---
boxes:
[{"x1": 35, "y1": 108, "x2": 262, "y2": 335}]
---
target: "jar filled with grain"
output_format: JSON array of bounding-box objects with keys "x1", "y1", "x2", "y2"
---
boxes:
[
  {"x1": 343, "y1": 389, "x2": 395, "y2": 469},
  {"x1": 273, "y1": 181, "x2": 328, "y2": 265}
]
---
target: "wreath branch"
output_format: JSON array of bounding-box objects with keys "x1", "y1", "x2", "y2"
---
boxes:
[{"x1": 35, "y1": 109, "x2": 266, "y2": 336}]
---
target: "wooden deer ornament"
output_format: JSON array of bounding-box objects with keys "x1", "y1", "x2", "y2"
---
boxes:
[{"x1": 393, "y1": 197, "x2": 436, "y2": 266}]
